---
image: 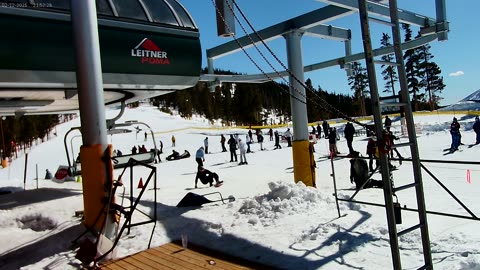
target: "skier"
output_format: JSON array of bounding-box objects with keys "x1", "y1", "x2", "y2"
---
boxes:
[
  {"x1": 238, "y1": 138, "x2": 248, "y2": 165},
  {"x1": 274, "y1": 130, "x2": 282, "y2": 149},
  {"x1": 220, "y1": 134, "x2": 227, "y2": 152},
  {"x1": 194, "y1": 166, "x2": 222, "y2": 188},
  {"x1": 195, "y1": 146, "x2": 205, "y2": 168},
  {"x1": 45, "y1": 169, "x2": 53, "y2": 180},
  {"x1": 473, "y1": 116, "x2": 480, "y2": 144},
  {"x1": 322, "y1": 120, "x2": 329, "y2": 138},
  {"x1": 328, "y1": 127, "x2": 339, "y2": 157},
  {"x1": 385, "y1": 129, "x2": 403, "y2": 163},
  {"x1": 258, "y1": 132, "x2": 265, "y2": 151},
  {"x1": 284, "y1": 128, "x2": 292, "y2": 147},
  {"x1": 227, "y1": 134, "x2": 238, "y2": 162},
  {"x1": 316, "y1": 122, "x2": 322, "y2": 138},
  {"x1": 248, "y1": 129, "x2": 253, "y2": 142},
  {"x1": 344, "y1": 122, "x2": 355, "y2": 155},
  {"x1": 449, "y1": 117, "x2": 461, "y2": 151},
  {"x1": 384, "y1": 115, "x2": 392, "y2": 131},
  {"x1": 366, "y1": 135, "x2": 378, "y2": 172},
  {"x1": 246, "y1": 134, "x2": 251, "y2": 153},
  {"x1": 204, "y1": 137, "x2": 209, "y2": 154}
]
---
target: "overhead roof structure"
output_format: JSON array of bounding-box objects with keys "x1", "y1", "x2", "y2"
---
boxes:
[
  {"x1": 202, "y1": 0, "x2": 447, "y2": 84},
  {"x1": 0, "y1": 0, "x2": 201, "y2": 115}
]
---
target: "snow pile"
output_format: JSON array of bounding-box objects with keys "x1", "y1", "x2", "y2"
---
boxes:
[{"x1": 238, "y1": 181, "x2": 333, "y2": 225}]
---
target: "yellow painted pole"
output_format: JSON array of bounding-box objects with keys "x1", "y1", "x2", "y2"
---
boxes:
[{"x1": 292, "y1": 140, "x2": 316, "y2": 187}]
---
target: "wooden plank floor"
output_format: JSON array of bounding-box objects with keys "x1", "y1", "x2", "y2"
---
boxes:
[{"x1": 99, "y1": 241, "x2": 278, "y2": 270}]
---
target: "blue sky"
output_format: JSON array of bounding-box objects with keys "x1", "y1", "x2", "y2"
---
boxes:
[{"x1": 180, "y1": 0, "x2": 479, "y2": 106}]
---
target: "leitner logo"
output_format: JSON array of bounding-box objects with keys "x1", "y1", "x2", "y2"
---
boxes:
[{"x1": 131, "y1": 38, "x2": 170, "y2": 65}]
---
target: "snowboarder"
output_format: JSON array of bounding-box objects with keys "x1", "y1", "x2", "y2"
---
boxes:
[
  {"x1": 166, "y1": 150, "x2": 180, "y2": 161},
  {"x1": 474, "y1": 116, "x2": 480, "y2": 144},
  {"x1": 195, "y1": 146, "x2": 205, "y2": 168},
  {"x1": 194, "y1": 166, "x2": 222, "y2": 188}
]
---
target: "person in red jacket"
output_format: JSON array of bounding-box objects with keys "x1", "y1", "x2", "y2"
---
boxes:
[{"x1": 366, "y1": 135, "x2": 378, "y2": 172}]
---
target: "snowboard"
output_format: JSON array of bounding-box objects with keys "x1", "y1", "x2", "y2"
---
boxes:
[{"x1": 214, "y1": 181, "x2": 224, "y2": 188}]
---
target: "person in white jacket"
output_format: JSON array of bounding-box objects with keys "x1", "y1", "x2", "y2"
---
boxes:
[
  {"x1": 245, "y1": 134, "x2": 251, "y2": 153},
  {"x1": 238, "y1": 138, "x2": 248, "y2": 165}
]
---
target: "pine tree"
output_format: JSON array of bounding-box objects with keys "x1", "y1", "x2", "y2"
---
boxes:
[
  {"x1": 348, "y1": 61, "x2": 369, "y2": 116},
  {"x1": 417, "y1": 34, "x2": 445, "y2": 110},
  {"x1": 402, "y1": 24, "x2": 423, "y2": 111},
  {"x1": 380, "y1": 33, "x2": 398, "y2": 95}
]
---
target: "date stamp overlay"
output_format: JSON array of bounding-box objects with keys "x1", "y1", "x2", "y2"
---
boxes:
[{"x1": 0, "y1": 2, "x2": 53, "y2": 8}]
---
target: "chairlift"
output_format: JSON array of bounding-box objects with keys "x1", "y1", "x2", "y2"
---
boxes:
[
  {"x1": 63, "y1": 121, "x2": 158, "y2": 176},
  {"x1": 0, "y1": 0, "x2": 201, "y2": 115}
]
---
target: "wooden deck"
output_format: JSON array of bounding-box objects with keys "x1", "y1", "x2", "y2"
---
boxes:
[{"x1": 99, "y1": 241, "x2": 277, "y2": 270}]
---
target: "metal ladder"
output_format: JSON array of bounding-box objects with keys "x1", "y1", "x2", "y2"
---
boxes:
[{"x1": 357, "y1": 0, "x2": 432, "y2": 269}]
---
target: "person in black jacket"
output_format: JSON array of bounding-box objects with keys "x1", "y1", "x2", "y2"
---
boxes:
[
  {"x1": 384, "y1": 115, "x2": 392, "y2": 131},
  {"x1": 227, "y1": 134, "x2": 238, "y2": 162},
  {"x1": 322, "y1": 120, "x2": 329, "y2": 138},
  {"x1": 344, "y1": 122, "x2": 355, "y2": 155},
  {"x1": 195, "y1": 166, "x2": 222, "y2": 188},
  {"x1": 328, "y1": 127, "x2": 339, "y2": 157},
  {"x1": 473, "y1": 116, "x2": 480, "y2": 144},
  {"x1": 350, "y1": 151, "x2": 383, "y2": 190}
]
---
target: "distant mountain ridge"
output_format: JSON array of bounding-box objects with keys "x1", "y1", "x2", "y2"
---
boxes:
[
  {"x1": 439, "y1": 89, "x2": 480, "y2": 111},
  {"x1": 460, "y1": 89, "x2": 480, "y2": 102}
]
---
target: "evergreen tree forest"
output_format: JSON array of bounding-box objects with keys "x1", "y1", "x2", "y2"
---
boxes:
[
  {"x1": 150, "y1": 69, "x2": 364, "y2": 126},
  {"x1": 346, "y1": 25, "x2": 445, "y2": 112},
  {"x1": 0, "y1": 114, "x2": 63, "y2": 159}
]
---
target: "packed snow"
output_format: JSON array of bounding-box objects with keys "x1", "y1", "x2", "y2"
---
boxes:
[{"x1": 0, "y1": 105, "x2": 479, "y2": 270}]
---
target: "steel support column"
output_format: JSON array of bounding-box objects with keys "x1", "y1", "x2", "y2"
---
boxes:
[
  {"x1": 284, "y1": 30, "x2": 315, "y2": 186},
  {"x1": 71, "y1": 0, "x2": 115, "y2": 238}
]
